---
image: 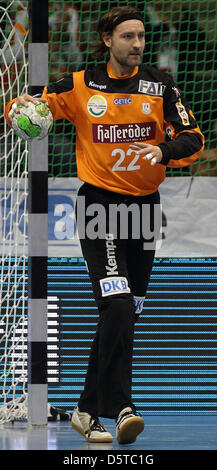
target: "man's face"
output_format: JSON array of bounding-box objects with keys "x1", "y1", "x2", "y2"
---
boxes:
[{"x1": 104, "y1": 20, "x2": 145, "y2": 69}]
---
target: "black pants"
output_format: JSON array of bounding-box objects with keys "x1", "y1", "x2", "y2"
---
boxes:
[{"x1": 75, "y1": 183, "x2": 160, "y2": 419}]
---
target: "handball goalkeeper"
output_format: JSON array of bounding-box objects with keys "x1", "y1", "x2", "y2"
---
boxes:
[{"x1": 5, "y1": 5, "x2": 204, "y2": 445}]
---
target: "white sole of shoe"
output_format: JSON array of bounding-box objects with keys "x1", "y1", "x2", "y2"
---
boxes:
[
  {"x1": 117, "y1": 416, "x2": 145, "y2": 444},
  {"x1": 71, "y1": 419, "x2": 113, "y2": 443}
]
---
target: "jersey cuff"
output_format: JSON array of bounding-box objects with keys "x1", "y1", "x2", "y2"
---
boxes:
[{"x1": 157, "y1": 143, "x2": 172, "y2": 165}]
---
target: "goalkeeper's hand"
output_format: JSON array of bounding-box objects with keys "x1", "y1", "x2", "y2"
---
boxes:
[
  {"x1": 129, "y1": 142, "x2": 163, "y2": 166},
  {"x1": 8, "y1": 93, "x2": 48, "y2": 126}
]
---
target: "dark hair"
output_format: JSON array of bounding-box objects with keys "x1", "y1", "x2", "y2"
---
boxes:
[{"x1": 91, "y1": 5, "x2": 144, "y2": 61}]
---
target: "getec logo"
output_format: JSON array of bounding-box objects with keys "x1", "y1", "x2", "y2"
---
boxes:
[{"x1": 114, "y1": 98, "x2": 132, "y2": 105}]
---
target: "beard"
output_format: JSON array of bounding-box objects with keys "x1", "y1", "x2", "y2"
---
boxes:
[{"x1": 111, "y1": 49, "x2": 142, "y2": 69}]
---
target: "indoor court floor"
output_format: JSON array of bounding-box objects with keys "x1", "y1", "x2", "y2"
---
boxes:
[{"x1": 0, "y1": 415, "x2": 216, "y2": 450}]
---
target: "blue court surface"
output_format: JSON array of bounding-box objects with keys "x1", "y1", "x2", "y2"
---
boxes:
[{"x1": 0, "y1": 415, "x2": 216, "y2": 450}]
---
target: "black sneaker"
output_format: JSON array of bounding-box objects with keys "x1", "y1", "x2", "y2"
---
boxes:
[
  {"x1": 116, "y1": 407, "x2": 144, "y2": 444},
  {"x1": 48, "y1": 404, "x2": 72, "y2": 421}
]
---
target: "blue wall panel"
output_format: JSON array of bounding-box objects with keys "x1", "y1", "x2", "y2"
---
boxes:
[
  {"x1": 1, "y1": 257, "x2": 216, "y2": 415},
  {"x1": 47, "y1": 257, "x2": 217, "y2": 415}
]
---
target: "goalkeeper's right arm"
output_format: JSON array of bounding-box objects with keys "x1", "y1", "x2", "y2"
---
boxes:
[
  {"x1": 5, "y1": 93, "x2": 48, "y2": 127},
  {"x1": 6, "y1": 76, "x2": 77, "y2": 125}
]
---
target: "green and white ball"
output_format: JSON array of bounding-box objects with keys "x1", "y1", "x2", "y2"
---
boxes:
[{"x1": 9, "y1": 100, "x2": 53, "y2": 141}]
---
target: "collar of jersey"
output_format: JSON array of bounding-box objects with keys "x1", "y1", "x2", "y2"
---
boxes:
[{"x1": 107, "y1": 61, "x2": 139, "y2": 79}]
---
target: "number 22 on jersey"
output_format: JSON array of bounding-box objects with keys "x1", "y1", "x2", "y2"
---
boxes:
[{"x1": 112, "y1": 148, "x2": 140, "y2": 172}]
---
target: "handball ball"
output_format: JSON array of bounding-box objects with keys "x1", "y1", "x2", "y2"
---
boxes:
[{"x1": 9, "y1": 100, "x2": 53, "y2": 141}]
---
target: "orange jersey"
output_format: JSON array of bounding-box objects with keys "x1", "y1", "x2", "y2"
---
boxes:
[{"x1": 5, "y1": 62, "x2": 204, "y2": 195}]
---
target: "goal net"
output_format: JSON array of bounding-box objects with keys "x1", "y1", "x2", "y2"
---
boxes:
[
  {"x1": 0, "y1": 0, "x2": 28, "y2": 423},
  {"x1": 1, "y1": 0, "x2": 217, "y2": 424}
]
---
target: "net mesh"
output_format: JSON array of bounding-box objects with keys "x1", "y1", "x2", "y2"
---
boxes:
[
  {"x1": 0, "y1": 0, "x2": 28, "y2": 422},
  {"x1": 47, "y1": 0, "x2": 217, "y2": 177}
]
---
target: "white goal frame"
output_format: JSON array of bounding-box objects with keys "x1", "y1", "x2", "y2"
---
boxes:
[{"x1": 0, "y1": 0, "x2": 48, "y2": 425}]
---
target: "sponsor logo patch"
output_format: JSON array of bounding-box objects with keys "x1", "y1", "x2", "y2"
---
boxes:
[
  {"x1": 133, "y1": 296, "x2": 145, "y2": 314},
  {"x1": 105, "y1": 233, "x2": 118, "y2": 275},
  {"x1": 138, "y1": 80, "x2": 166, "y2": 96},
  {"x1": 114, "y1": 98, "x2": 132, "y2": 105},
  {"x1": 175, "y1": 98, "x2": 190, "y2": 126},
  {"x1": 166, "y1": 126, "x2": 172, "y2": 138},
  {"x1": 87, "y1": 95, "x2": 107, "y2": 117},
  {"x1": 100, "y1": 276, "x2": 130, "y2": 297},
  {"x1": 172, "y1": 86, "x2": 181, "y2": 97},
  {"x1": 88, "y1": 81, "x2": 107, "y2": 90},
  {"x1": 92, "y1": 122, "x2": 156, "y2": 143},
  {"x1": 142, "y1": 102, "x2": 151, "y2": 114}
]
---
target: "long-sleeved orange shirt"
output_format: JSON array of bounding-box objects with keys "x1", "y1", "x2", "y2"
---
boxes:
[{"x1": 5, "y1": 62, "x2": 204, "y2": 196}]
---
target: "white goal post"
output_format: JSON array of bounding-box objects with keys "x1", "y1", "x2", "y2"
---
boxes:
[{"x1": 0, "y1": 0, "x2": 48, "y2": 425}]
